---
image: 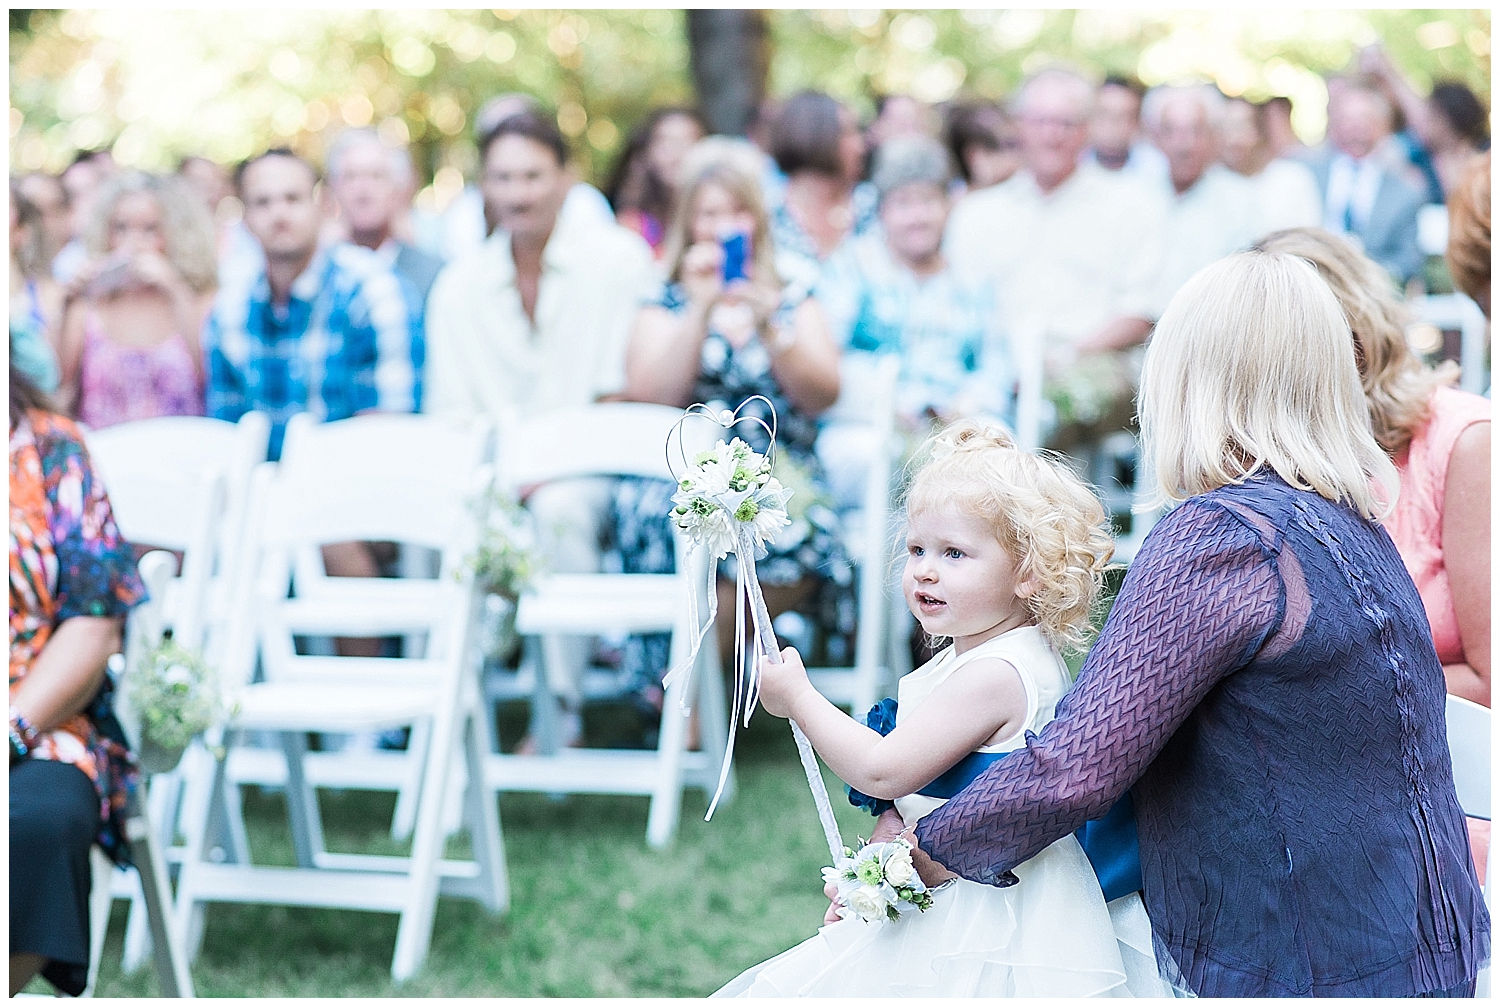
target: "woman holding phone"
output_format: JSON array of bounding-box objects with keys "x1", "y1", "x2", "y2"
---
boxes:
[
  {"x1": 55, "y1": 171, "x2": 216, "y2": 428},
  {"x1": 612, "y1": 142, "x2": 851, "y2": 733}
]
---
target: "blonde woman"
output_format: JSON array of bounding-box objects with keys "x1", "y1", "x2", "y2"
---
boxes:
[
  {"x1": 1255, "y1": 227, "x2": 1490, "y2": 708},
  {"x1": 612, "y1": 146, "x2": 848, "y2": 725},
  {"x1": 887, "y1": 251, "x2": 1487, "y2": 996},
  {"x1": 56, "y1": 171, "x2": 216, "y2": 427}
]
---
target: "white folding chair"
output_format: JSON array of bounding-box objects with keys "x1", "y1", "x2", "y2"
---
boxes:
[
  {"x1": 78, "y1": 549, "x2": 195, "y2": 998},
  {"x1": 808, "y1": 354, "x2": 904, "y2": 714},
  {"x1": 1445, "y1": 694, "x2": 1492, "y2": 997},
  {"x1": 482, "y1": 402, "x2": 731, "y2": 849},
  {"x1": 1409, "y1": 293, "x2": 1490, "y2": 395},
  {"x1": 172, "y1": 413, "x2": 507, "y2": 983},
  {"x1": 85, "y1": 417, "x2": 272, "y2": 976}
]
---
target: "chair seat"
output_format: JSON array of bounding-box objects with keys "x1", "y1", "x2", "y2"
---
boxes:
[
  {"x1": 229, "y1": 681, "x2": 437, "y2": 733},
  {"x1": 516, "y1": 574, "x2": 683, "y2": 635},
  {"x1": 273, "y1": 587, "x2": 454, "y2": 636}
]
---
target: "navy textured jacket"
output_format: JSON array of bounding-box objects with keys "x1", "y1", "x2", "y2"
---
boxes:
[{"x1": 915, "y1": 475, "x2": 1490, "y2": 996}]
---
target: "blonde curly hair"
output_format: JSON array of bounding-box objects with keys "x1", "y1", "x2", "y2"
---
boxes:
[
  {"x1": 902, "y1": 419, "x2": 1115, "y2": 654},
  {"x1": 84, "y1": 171, "x2": 218, "y2": 294}
]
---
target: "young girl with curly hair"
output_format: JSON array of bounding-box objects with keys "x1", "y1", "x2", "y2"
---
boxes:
[{"x1": 716, "y1": 419, "x2": 1171, "y2": 997}]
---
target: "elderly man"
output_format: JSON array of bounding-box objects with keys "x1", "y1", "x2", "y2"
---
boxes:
[
  {"x1": 1143, "y1": 83, "x2": 1263, "y2": 312},
  {"x1": 326, "y1": 128, "x2": 443, "y2": 309},
  {"x1": 946, "y1": 68, "x2": 1165, "y2": 449},
  {"x1": 1310, "y1": 82, "x2": 1424, "y2": 284},
  {"x1": 818, "y1": 134, "x2": 1011, "y2": 505},
  {"x1": 424, "y1": 112, "x2": 655, "y2": 738}
]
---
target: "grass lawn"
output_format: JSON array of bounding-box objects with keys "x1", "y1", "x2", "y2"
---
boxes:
[{"x1": 88, "y1": 705, "x2": 878, "y2": 997}]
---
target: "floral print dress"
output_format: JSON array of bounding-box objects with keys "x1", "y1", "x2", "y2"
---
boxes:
[
  {"x1": 10, "y1": 410, "x2": 145, "y2": 862},
  {"x1": 608, "y1": 279, "x2": 854, "y2": 718}
]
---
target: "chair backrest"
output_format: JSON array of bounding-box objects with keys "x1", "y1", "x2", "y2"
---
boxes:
[
  {"x1": 113, "y1": 549, "x2": 179, "y2": 751},
  {"x1": 1446, "y1": 694, "x2": 1490, "y2": 820},
  {"x1": 236, "y1": 414, "x2": 492, "y2": 688},
  {"x1": 498, "y1": 402, "x2": 717, "y2": 490},
  {"x1": 274, "y1": 412, "x2": 492, "y2": 559},
  {"x1": 86, "y1": 413, "x2": 270, "y2": 654},
  {"x1": 1409, "y1": 293, "x2": 1490, "y2": 395}
]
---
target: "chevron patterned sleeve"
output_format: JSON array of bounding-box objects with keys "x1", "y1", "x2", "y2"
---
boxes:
[{"x1": 914, "y1": 497, "x2": 1286, "y2": 886}]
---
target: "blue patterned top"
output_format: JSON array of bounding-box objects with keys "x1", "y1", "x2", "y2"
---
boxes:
[
  {"x1": 915, "y1": 473, "x2": 1489, "y2": 997},
  {"x1": 203, "y1": 243, "x2": 423, "y2": 460}
]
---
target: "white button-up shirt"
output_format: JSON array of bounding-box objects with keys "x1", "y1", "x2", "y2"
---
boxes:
[
  {"x1": 944, "y1": 163, "x2": 1167, "y2": 350},
  {"x1": 422, "y1": 214, "x2": 656, "y2": 437},
  {"x1": 1323, "y1": 153, "x2": 1384, "y2": 235}
]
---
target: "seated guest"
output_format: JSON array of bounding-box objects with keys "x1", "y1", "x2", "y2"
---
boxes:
[
  {"x1": 767, "y1": 91, "x2": 878, "y2": 264},
  {"x1": 176, "y1": 154, "x2": 261, "y2": 288},
  {"x1": 10, "y1": 182, "x2": 62, "y2": 392},
  {"x1": 1360, "y1": 45, "x2": 1490, "y2": 204},
  {"x1": 439, "y1": 93, "x2": 616, "y2": 261},
  {"x1": 605, "y1": 107, "x2": 707, "y2": 257},
  {"x1": 424, "y1": 111, "x2": 656, "y2": 740},
  {"x1": 55, "y1": 172, "x2": 215, "y2": 428},
  {"x1": 325, "y1": 128, "x2": 443, "y2": 310},
  {"x1": 15, "y1": 172, "x2": 72, "y2": 282},
  {"x1": 10, "y1": 364, "x2": 145, "y2": 997},
  {"x1": 943, "y1": 100, "x2": 1021, "y2": 194},
  {"x1": 1309, "y1": 81, "x2": 1424, "y2": 285},
  {"x1": 616, "y1": 149, "x2": 851, "y2": 716},
  {"x1": 205, "y1": 148, "x2": 421, "y2": 460},
  {"x1": 816, "y1": 134, "x2": 1012, "y2": 506},
  {"x1": 1143, "y1": 84, "x2": 1264, "y2": 311},
  {"x1": 947, "y1": 67, "x2": 1166, "y2": 447},
  {"x1": 1262, "y1": 94, "x2": 1312, "y2": 162},
  {"x1": 1085, "y1": 74, "x2": 1168, "y2": 185},
  {"x1": 1220, "y1": 97, "x2": 1323, "y2": 232}
]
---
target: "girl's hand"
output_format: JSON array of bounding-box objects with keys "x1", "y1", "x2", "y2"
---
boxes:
[
  {"x1": 758, "y1": 645, "x2": 812, "y2": 719},
  {"x1": 680, "y1": 241, "x2": 725, "y2": 309},
  {"x1": 727, "y1": 270, "x2": 781, "y2": 331},
  {"x1": 128, "y1": 251, "x2": 188, "y2": 298}
]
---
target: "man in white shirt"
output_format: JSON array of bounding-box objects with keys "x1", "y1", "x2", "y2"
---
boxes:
[
  {"x1": 1310, "y1": 83, "x2": 1424, "y2": 284},
  {"x1": 1085, "y1": 75, "x2": 1169, "y2": 186},
  {"x1": 1143, "y1": 83, "x2": 1264, "y2": 313},
  {"x1": 424, "y1": 111, "x2": 655, "y2": 731},
  {"x1": 946, "y1": 67, "x2": 1166, "y2": 448}
]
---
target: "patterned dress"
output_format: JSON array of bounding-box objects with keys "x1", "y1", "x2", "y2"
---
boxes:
[
  {"x1": 608, "y1": 279, "x2": 854, "y2": 716},
  {"x1": 10, "y1": 410, "x2": 145, "y2": 862}
]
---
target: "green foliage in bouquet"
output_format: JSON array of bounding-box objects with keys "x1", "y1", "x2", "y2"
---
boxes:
[
  {"x1": 126, "y1": 634, "x2": 220, "y2": 752},
  {"x1": 469, "y1": 488, "x2": 543, "y2": 600}
]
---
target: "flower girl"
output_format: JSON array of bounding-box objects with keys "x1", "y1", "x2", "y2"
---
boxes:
[{"x1": 715, "y1": 420, "x2": 1171, "y2": 998}]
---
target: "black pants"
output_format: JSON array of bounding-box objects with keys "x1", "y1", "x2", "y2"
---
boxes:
[{"x1": 10, "y1": 758, "x2": 101, "y2": 996}]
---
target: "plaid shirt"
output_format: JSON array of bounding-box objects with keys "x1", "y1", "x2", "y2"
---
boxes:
[{"x1": 204, "y1": 243, "x2": 423, "y2": 459}]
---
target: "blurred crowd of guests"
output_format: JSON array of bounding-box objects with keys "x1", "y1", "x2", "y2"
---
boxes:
[{"x1": 8, "y1": 47, "x2": 1492, "y2": 737}]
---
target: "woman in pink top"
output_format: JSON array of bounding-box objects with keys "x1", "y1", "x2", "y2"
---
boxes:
[
  {"x1": 56, "y1": 172, "x2": 216, "y2": 428},
  {"x1": 1259, "y1": 227, "x2": 1489, "y2": 880}
]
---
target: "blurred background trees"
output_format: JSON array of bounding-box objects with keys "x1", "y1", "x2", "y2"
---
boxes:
[{"x1": 10, "y1": 8, "x2": 1491, "y2": 215}]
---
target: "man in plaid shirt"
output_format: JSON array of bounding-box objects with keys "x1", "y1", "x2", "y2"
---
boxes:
[{"x1": 204, "y1": 148, "x2": 422, "y2": 462}]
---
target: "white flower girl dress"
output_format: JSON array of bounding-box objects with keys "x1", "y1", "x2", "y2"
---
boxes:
[{"x1": 714, "y1": 625, "x2": 1173, "y2": 998}]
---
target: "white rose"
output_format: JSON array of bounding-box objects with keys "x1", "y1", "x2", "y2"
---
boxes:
[
  {"x1": 883, "y1": 847, "x2": 915, "y2": 888},
  {"x1": 848, "y1": 885, "x2": 889, "y2": 923}
]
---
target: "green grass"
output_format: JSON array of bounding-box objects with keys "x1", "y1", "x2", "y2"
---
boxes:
[{"x1": 87, "y1": 707, "x2": 875, "y2": 998}]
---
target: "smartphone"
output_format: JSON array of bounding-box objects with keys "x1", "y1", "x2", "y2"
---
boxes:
[{"x1": 720, "y1": 232, "x2": 749, "y2": 284}]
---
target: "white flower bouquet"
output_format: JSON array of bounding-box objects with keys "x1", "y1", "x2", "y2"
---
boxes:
[
  {"x1": 125, "y1": 634, "x2": 222, "y2": 772},
  {"x1": 670, "y1": 437, "x2": 792, "y2": 561},
  {"x1": 823, "y1": 837, "x2": 935, "y2": 924}
]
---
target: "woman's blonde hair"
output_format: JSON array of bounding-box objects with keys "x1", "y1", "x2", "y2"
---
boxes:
[
  {"x1": 1446, "y1": 151, "x2": 1490, "y2": 311},
  {"x1": 1139, "y1": 250, "x2": 1399, "y2": 521},
  {"x1": 903, "y1": 419, "x2": 1115, "y2": 654},
  {"x1": 1254, "y1": 227, "x2": 1456, "y2": 454},
  {"x1": 85, "y1": 171, "x2": 218, "y2": 294},
  {"x1": 659, "y1": 141, "x2": 779, "y2": 288}
]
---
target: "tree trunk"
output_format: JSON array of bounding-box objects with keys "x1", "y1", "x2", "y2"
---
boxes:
[{"x1": 686, "y1": 9, "x2": 770, "y2": 137}]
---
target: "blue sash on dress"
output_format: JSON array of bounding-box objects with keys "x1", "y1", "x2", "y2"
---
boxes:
[{"x1": 849, "y1": 698, "x2": 1142, "y2": 902}]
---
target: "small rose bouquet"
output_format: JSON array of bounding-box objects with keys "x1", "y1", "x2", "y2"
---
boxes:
[{"x1": 822, "y1": 837, "x2": 935, "y2": 924}]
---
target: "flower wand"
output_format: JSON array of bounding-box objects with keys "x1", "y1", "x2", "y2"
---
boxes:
[{"x1": 663, "y1": 399, "x2": 845, "y2": 864}]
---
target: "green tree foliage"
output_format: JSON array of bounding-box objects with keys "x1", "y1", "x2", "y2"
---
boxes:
[{"x1": 9, "y1": 8, "x2": 1490, "y2": 197}]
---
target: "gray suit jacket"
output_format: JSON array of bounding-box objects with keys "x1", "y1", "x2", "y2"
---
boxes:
[{"x1": 1309, "y1": 154, "x2": 1425, "y2": 284}]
